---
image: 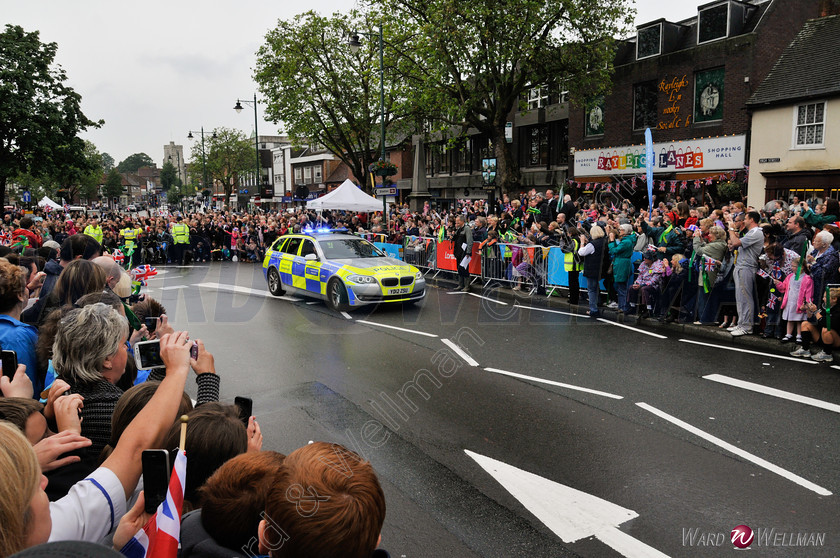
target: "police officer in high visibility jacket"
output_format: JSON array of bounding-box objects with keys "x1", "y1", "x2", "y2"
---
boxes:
[
  {"x1": 563, "y1": 227, "x2": 583, "y2": 306},
  {"x1": 83, "y1": 218, "x2": 103, "y2": 244},
  {"x1": 171, "y1": 216, "x2": 191, "y2": 265}
]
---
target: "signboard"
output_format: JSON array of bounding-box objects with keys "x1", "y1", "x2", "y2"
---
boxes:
[
  {"x1": 505, "y1": 122, "x2": 513, "y2": 143},
  {"x1": 482, "y1": 158, "x2": 497, "y2": 185},
  {"x1": 375, "y1": 187, "x2": 397, "y2": 195},
  {"x1": 573, "y1": 134, "x2": 746, "y2": 177},
  {"x1": 22, "y1": 191, "x2": 31, "y2": 203},
  {"x1": 759, "y1": 158, "x2": 781, "y2": 164}
]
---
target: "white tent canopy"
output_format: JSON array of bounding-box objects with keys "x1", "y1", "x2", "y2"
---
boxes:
[
  {"x1": 306, "y1": 179, "x2": 383, "y2": 212},
  {"x1": 38, "y1": 196, "x2": 62, "y2": 210}
]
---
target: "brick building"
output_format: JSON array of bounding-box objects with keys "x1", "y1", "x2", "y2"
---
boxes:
[{"x1": 569, "y1": 0, "x2": 831, "y2": 205}]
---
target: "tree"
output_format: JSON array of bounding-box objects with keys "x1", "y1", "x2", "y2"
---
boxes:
[
  {"x1": 103, "y1": 168, "x2": 123, "y2": 205},
  {"x1": 376, "y1": 0, "x2": 633, "y2": 191},
  {"x1": 160, "y1": 160, "x2": 178, "y2": 191},
  {"x1": 117, "y1": 153, "x2": 154, "y2": 173},
  {"x1": 188, "y1": 127, "x2": 254, "y2": 206},
  {"x1": 77, "y1": 140, "x2": 103, "y2": 202},
  {"x1": 101, "y1": 152, "x2": 115, "y2": 172},
  {"x1": 255, "y1": 10, "x2": 410, "y2": 191},
  {"x1": 0, "y1": 25, "x2": 101, "y2": 205}
]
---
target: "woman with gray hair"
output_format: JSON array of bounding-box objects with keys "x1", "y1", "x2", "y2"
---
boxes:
[
  {"x1": 54, "y1": 302, "x2": 129, "y2": 457},
  {"x1": 807, "y1": 229, "x2": 840, "y2": 301}
]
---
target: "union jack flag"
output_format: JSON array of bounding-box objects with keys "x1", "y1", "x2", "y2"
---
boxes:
[
  {"x1": 669, "y1": 182, "x2": 677, "y2": 193},
  {"x1": 632, "y1": 176, "x2": 637, "y2": 187},
  {"x1": 0, "y1": 232, "x2": 10, "y2": 246},
  {"x1": 767, "y1": 292, "x2": 779, "y2": 310},
  {"x1": 772, "y1": 262, "x2": 783, "y2": 279},
  {"x1": 658, "y1": 181, "x2": 666, "y2": 192},
  {"x1": 610, "y1": 202, "x2": 618, "y2": 213},
  {"x1": 131, "y1": 265, "x2": 158, "y2": 286},
  {"x1": 112, "y1": 249, "x2": 125, "y2": 265},
  {"x1": 756, "y1": 269, "x2": 770, "y2": 278},
  {"x1": 120, "y1": 449, "x2": 186, "y2": 558},
  {"x1": 705, "y1": 177, "x2": 714, "y2": 185},
  {"x1": 704, "y1": 257, "x2": 717, "y2": 272},
  {"x1": 694, "y1": 179, "x2": 701, "y2": 188}
]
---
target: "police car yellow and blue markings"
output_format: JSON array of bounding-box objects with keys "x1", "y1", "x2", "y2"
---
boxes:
[{"x1": 263, "y1": 237, "x2": 417, "y2": 305}]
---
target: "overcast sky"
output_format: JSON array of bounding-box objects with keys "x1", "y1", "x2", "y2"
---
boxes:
[{"x1": 2, "y1": 1, "x2": 693, "y2": 166}]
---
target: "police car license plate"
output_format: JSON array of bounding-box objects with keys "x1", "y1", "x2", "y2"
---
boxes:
[{"x1": 389, "y1": 287, "x2": 410, "y2": 295}]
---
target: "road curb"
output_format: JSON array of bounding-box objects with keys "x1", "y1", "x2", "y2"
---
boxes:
[{"x1": 425, "y1": 274, "x2": 806, "y2": 359}]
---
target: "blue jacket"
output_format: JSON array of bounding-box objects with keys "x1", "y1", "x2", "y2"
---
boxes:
[{"x1": 0, "y1": 314, "x2": 40, "y2": 395}]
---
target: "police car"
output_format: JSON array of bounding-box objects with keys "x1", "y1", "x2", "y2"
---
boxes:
[{"x1": 263, "y1": 230, "x2": 426, "y2": 311}]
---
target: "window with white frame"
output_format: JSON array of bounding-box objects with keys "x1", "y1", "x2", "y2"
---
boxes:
[
  {"x1": 636, "y1": 24, "x2": 661, "y2": 59},
  {"x1": 294, "y1": 167, "x2": 303, "y2": 185},
  {"x1": 314, "y1": 165, "x2": 323, "y2": 183},
  {"x1": 794, "y1": 102, "x2": 826, "y2": 148},
  {"x1": 303, "y1": 166, "x2": 312, "y2": 184},
  {"x1": 698, "y1": 3, "x2": 729, "y2": 44},
  {"x1": 527, "y1": 86, "x2": 549, "y2": 109}
]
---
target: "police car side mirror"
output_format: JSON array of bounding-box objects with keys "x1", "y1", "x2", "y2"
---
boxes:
[{"x1": 304, "y1": 253, "x2": 318, "y2": 261}]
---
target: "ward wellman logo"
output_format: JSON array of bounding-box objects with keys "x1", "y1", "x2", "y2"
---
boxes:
[{"x1": 731, "y1": 525, "x2": 754, "y2": 549}]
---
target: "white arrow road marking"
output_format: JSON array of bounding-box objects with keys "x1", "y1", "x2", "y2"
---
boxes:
[
  {"x1": 464, "y1": 450, "x2": 669, "y2": 558},
  {"x1": 484, "y1": 368, "x2": 623, "y2": 399},
  {"x1": 596, "y1": 318, "x2": 667, "y2": 339},
  {"x1": 637, "y1": 403, "x2": 832, "y2": 496},
  {"x1": 703, "y1": 374, "x2": 840, "y2": 414},
  {"x1": 441, "y1": 339, "x2": 479, "y2": 366},
  {"x1": 355, "y1": 320, "x2": 438, "y2": 338}
]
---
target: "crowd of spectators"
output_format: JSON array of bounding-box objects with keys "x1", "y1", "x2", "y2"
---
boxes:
[{"x1": 0, "y1": 186, "x2": 838, "y2": 554}]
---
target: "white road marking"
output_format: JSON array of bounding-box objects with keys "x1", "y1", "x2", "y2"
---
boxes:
[
  {"x1": 341, "y1": 311, "x2": 352, "y2": 320},
  {"x1": 514, "y1": 303, "x2": 579, "y2": 317},
  {"x1": 356, "y1": 320, "x2": 438, "y2": 338},
  {"x1": 679, "y1": 339, "x2": 817, "y2": 364},
  {"x1": 831, "y1": 365, "x2": 840, "y2": 371},
  {"x1": 484, "y1": 368, "x2": 623, "y2": 400},
  {"x1": 445, "y1": 291, "x2": 470, "y2": 295},
  {"x1": 195, "y1": 282, "x2": 301, "y2": 301},
  {"x1": 636, "y1": 402, "x2": 832, "y2": 496},
  {"x1": 468, "y1": 292, "x2": 509, "y2": 305},
  {"x1": 703, "y1": 374, "x2": 840, "y2": 414},
  {"x1": 597, "y1": 318, "x2": 667, "y2": 339},
  {"x1": 465, "y1": 450, "x2": 669, "y2": 557},
  {"x1": 441, "y1": 339, "x2": 479, "y2": 367},
  {"x1": 156, "y1": 285, "x2": 190, "y2": 290},
  {"x1": 306, "y1": 301, "x2": 319, "y2": 305}
]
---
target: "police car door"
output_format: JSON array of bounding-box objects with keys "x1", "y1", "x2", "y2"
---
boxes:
[
  {"x1": 279, "y1": 237, "x2": 302, "y2": 288},
  {"x1": 299, "y1": 240, "x2": 324, "y2": 295}
]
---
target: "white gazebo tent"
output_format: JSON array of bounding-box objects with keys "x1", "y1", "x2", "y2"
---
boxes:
[
  {"x1": 306, "y1": 179, "x2": 382, "y2": 212},
  {"x1": 37, "y1": 196, "x2": 62, "y2": 210}
]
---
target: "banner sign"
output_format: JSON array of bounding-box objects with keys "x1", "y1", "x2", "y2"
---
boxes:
[
  {"x1": 436, "y1": 240, "x2": 458, "y2": 271},
  {"x1": 573, "y1": 134, "x2": 745, "y2": 177}
]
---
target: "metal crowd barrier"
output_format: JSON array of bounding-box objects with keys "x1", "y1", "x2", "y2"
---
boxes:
[{"x1": 403, "y1": 236, "x2": 438, "y2": 272}]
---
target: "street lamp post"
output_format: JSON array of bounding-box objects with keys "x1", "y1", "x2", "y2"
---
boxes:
[
  {"x1": 348, "y1": 25, "x2": 388, "y2": 218},
  {"x1": 188, "y1": 127, "x2": 217, "y2": 207},
  {"x1": 234, "y1": 94, "x2": 261, "y2": 210}
]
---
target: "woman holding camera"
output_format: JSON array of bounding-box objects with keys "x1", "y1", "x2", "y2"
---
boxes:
[{"x1": 607, "y1": 223, "x2": 637, "y2": 314}]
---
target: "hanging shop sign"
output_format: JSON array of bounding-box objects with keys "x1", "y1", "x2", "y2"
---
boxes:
[{"x1": 573, "y1": 134, "x2": 746, "y2": 177}]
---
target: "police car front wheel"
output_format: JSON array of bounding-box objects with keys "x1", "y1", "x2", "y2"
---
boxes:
[
  {"x1": 267, "y1": 268, "x2": 284, "y2": 296},
  {"x1": 327, "y1": 278, "x2": 349, "y2": 312}
]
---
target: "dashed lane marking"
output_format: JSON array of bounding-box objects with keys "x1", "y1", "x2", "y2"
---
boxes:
[
  {"x1": 514, "y1": 303, "x2": 580, "y2": 317},
  {"x1": 356, "y1": 320, "x2": 438, "y2": 338},
  {"x1": 636, "y1": 402, "x2": 832, "y2": 496},
  {"x1": 484, "y1": 368, "x2": 623, "y2": 400},
  {"x1": 441, "y1": 339, "x2": 480, "y2": 367},
  {"x1": 679, "y1": 338, "x2": 817, "y2": 364},
  {"x1": 703, "y1": 374, "x2": 840, "y2": 414},
  {"x1": 468, "y1": 293, "x2": 509, "y2": 305}
]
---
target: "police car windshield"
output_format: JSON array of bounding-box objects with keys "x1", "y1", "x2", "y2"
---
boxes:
[{"x1": 319, "y1": 239, "x2": 384, "y2": 259}]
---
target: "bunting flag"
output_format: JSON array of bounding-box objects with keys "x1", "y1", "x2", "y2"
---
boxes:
[
  {"x1": 632, "y1": 176, "x2": 638, "y2": 188},
  {"x1": 681, "y1": 180, "x2": 688, "y2": 189},
  {"x1": 719, "y1": 174, "x2": 727, "y2": 181},
  {"x1": 658, "y1": 181, "x2": 666, "y2": 192},
  {"x1": 669, "y1": 182, "x2": 677, "y2": 193},
  {"x1": 694, "y1": 179, "x2": 701, "y2": 188},
  {"x1": 705, "y1": 177, "x2": 714, "y2": 186},
  {"x1": 120, "y1": 449, "x2": 186, "y2": 558}
]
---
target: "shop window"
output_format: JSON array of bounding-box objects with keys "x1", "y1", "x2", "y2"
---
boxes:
[
  {"x1": 694, "y1": 68, "x2": 725, "y2": 123},
  {"x1": 794, "y1": 102, "x2": 826, "y2": 148},
  {"x1": 637, "y1": 24, "x2": 661, "y2": 59},
  {"x1": 698, "y1": 3, "x2": 729, "y2": 44},
  {"x1": 633, "y1": 81, "x2": 658, "y2": 130}
]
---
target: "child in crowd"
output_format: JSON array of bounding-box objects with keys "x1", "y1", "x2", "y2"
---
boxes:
[{"x1": 775, "y1": 258, "x2": 813, "y2": 344}]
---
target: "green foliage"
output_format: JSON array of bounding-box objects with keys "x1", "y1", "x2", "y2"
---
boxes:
[
  {"x1": 103, "y1": 168, "x2": 124, "y2": 200},
  {"x1": 78, "y1": 140, "x2": 104, "y2": 202},
  {"x1": 117, "y1": 153, "x2": 155, "y2": 173},
  {"x1": 716, "y1": 181, "x2": 744, "y2": 204},
  {"x1": 255, "y1": 10, "x2": 411, "y2": 190},
  {"x1": 373, "y1": 0, "x2": 634, "y2": 189},
  {"x1": 187, "y1": 127, "x2": 254, "y2": 204},
  {"x1": 101, "y1": 152, "x2": 115, "y2": 172},
  {"x1": 0, "y1": 24, "x2": 102, "y2": 204},
  {"x1": 160, "y1": 160, "x2": 178, "y2": 191}
]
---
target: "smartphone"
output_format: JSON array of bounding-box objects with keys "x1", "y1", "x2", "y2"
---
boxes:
[
  {"x1": 142, "y1": 449, "x2": 171, "y2": 513},
  {"x1": 134, "y1": 340, "x2": 165, "y2": 370},
  {"x1": 144, "y1": 316, "x2": 160, "y2": 333},
  {"x1": 190, "y1": 341, "x2": 199, "y2": 361},
  {"x1": 1, "y1": 350, "x2": 17, "y2": 379},
  {"x1": 234, "y1": 396, "x2": 253, "y2": 426}
]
